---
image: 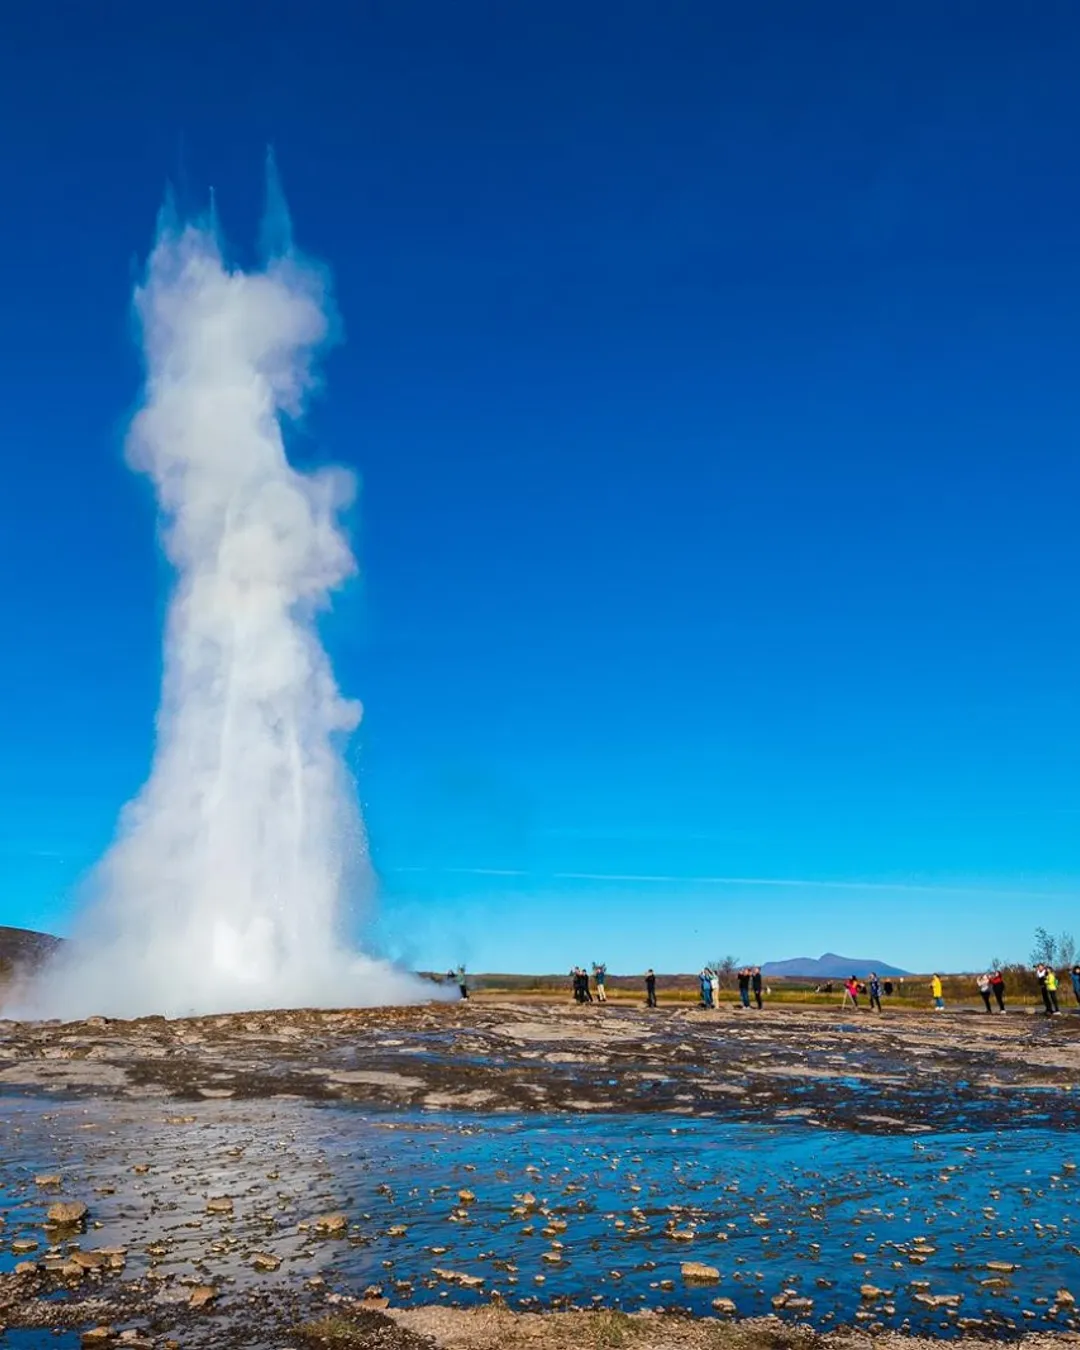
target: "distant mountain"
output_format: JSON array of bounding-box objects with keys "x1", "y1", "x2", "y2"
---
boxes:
[
  {"x1": 762, "y1": 951, "x2": 910, "y2": 979},
  {"x1": 0, "y1": 925, "x2": 62, "y2": 970}
]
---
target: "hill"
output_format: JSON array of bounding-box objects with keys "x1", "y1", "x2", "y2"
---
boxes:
[
  {"x1": 0, "y1": 925, "x2": 62, "y2": 971},
  {"x1": 762, "y1": 951, "x2": 909, "y2": 979}
]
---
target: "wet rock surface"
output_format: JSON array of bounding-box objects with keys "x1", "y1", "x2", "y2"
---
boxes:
[
  {"x1": 0, "y1": 1001, "x2": 1077, "y2": 1132},
  {"x1": 0, "y1": 1002, "x2": 1078, "y2": 1347}
]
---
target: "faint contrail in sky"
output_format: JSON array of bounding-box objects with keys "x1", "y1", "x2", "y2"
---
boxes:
[{"x1": 389, "y1": 866, "x2": 1057, "y2": 897}]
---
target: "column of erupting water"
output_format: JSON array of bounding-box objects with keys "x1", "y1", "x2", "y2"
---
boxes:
[{"x1": 30, "y1": 175, "x2": 428, "y2": 1018}]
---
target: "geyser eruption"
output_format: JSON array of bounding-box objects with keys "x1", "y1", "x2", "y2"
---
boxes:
[{"x1": 29, "y1": 170, "x2": 428, "y2": 1018}]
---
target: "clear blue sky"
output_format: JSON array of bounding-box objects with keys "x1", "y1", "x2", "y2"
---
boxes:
[{"x1": 1, "y1": 1, "x2": 1078, "y2": 974}]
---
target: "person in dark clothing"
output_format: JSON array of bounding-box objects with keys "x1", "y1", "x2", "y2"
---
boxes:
[
  {"x1": 737, "y1": 968, "x2": 751, "y2": 1008},
  {"x1": 751, "y1": 966, "x2": 763, "y2": 1010},
  {"x1": 976, "y1": 973, "x2": 992, "y2": 1013},
  {"x1": 645, "y1": 969, "x2": 657, "y2": 1007},
  {"x1": 882, "y1": 979, "x2": 894, "y2": 997},
  {"x1": 869, "y1": 973, "x2": 883, "y2": 1013},
  {"x1": 990, "y1": 969, "x2": 1006, "y2": 1012},
  {"x1": 1071, "y1": 965, "x2": 1080, "y2": 1008},
  {"x1": 456, "y1": 965, "x2": 469, "y2": 1000}
]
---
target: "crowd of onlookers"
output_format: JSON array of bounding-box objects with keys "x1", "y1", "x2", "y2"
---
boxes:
[{"x1": 557, "y1": 962, "x2": 1080, "y2": 1015}]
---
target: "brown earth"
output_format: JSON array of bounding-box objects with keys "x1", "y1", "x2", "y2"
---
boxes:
[{"x1": 1, "y1": 999, "x2": 1077, "y2": 1133}]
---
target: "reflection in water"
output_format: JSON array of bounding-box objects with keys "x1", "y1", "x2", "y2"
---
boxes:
[{"x1": 0, "y1": 1095, "x2": 1077, "y2": 1338}]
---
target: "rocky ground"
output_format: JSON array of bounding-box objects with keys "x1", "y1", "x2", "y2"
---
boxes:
[
  {"x1": 1, "y1": 1002, "x2": 1078, "y2": 1347},
  {"x1": 1, "y1": 1000, "x2": 1078, "y2": 1132}
]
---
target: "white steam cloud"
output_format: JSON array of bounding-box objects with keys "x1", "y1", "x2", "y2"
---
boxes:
[{"x1": 24, "y1": 167, "x2": 433, "y2": 1018}]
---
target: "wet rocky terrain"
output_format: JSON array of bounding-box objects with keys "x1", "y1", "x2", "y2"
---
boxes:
[
  {"x1": 1, "y1": 1000, "x2": 1078, "y2": 1132},
  {"x1": 0, "y1": 1002, "x2": 1078, "y2": 1349}
]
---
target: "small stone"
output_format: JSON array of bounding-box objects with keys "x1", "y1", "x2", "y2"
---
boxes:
[
  {"x1": 361, "y1": 1296, "x2": 390, "y2": 1310},
  {"x1": 14, "y1": 1260, "x2": 37, "y2": 1275},
  {"x1": 34, "y1": 1174, "x2": 62, "y2": 1187},
  {"x1": 432, "y1": 1267, "x2": 484, "y2": 1289},
  {"x1": 12, "y1": 1238, "x2": 39, "y2": 1254},
  {"x1": 388, "y1": 1224, "x2": 407, "y2": 1237},
  {"x1": 70, "y1": 1250, "x2": 106, "y2": 1270},
  {"x1": 458, "y1": 1189, "x2": 476, "y2": 1203},
  {"x1": 785, "y1": 1297, "x2": 814, "y2": 1313},
  {"x1": 985, "y1": 1261, "x2": 1018, "y2": 1273},
  {"x1": 206, "y1": 1196, "x2": 234, "y2": 1215},
  {"x1": 81, "y1": 1330, "x2": 114, "y2": 1346},
  {"x1": 681, "y1": 1261, "x2": 720, "y2": 1283},
  {"x1": 1057, "y1": 1289, "x2": 1076, "y2": 1307},
  {"x1": 314, "y1": 1212, "x2": 348, "y2": 1234},
  {"x1": 189, "y1": 1284, "x2": 218, "y2": 1309},
  {"x1": 711, "y1": 1298, "x2": 737, "y2": 1314},
  {"x1": 669, "y1": 1227, "x2": 695, "y2": 1241},
  {"x1": 251, "y1": 1251, "x2": 281, "y2": 1271},
  {"x1": 132, "y1": 1164, "x2": 151, "y2": 1175},
  {"x1": 914, "y1": 1292, "x2": 963, "y2": 1309},
  {"x1": 46, "y1": 1201, "x2": 88, "y2": 1225},
  {"x1": 861, "y1": 1285, "x2": 886, "y2": 1300}
]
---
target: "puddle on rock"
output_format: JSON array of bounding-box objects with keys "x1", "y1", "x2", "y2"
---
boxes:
[{"x1": 0, "y1": 1094, "x2": 1078, "y2": 1341}]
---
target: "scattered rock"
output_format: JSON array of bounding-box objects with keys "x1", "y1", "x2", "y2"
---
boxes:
[
  {"x1": 189, "y1": 1284, "x2": 218, "y2": 1309},
  {"x1": 313, "y1": 1212, "x2": 348, "y2": 1234},
  {"x1": 251, "y1": 1251, "x2": 281, "y2": 1271},
  {"x1": 206, "y1": 1196, "x2": 234, "y2": 1215},
  {"x1": 433, "y1": 1267, "x2": 484, "y2": 1289},
  {"x1": 81, "y1": 1330, "x2": 114, "y2": 1347},
  {"x1": 33, "y1": 1173, "x2": 61, "y2": 1187},
  {"x1": 69, "y1": 1250, "x2": 107, "y2": 1270},
  {"x1": 914, "y1": 1292, "x2": 963, "y2": 1308},
  {"x1": 680, "y1": 1261, "x2": 720, "y2": 1283},
  {"x1": 46, "y1": 1201, "x2": 88, "y2": 1225},
  {"x1": 711, "y1": 1297, "x2": 737, "y2": 1314}
]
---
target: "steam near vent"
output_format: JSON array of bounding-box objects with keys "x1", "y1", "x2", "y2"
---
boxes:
[{"x1": 25, "y1": 160, "x2": 431, "y2": 1018}]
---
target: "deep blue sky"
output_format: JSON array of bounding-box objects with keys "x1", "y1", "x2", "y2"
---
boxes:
[{"x1": 2, "y1": 1, "x2": 1079, "y2": 973}]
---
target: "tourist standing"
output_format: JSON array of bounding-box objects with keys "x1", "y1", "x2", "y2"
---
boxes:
[
  {"x1": 931, "y1": 974, "x2": 944, "y2": 1011},
  {"x1": 869, "y1": 972, "x2": 882, "y2": 1013},
  {"x1": 976, "y1": 973, "x2": 992, "y2": 1013},
  {"x1": 710, "y1": 968, "x2": 720, "y2": 1009},
  {"x1": 751, "y1": 966, "x2": 763, "y2": 1010},
  {"x1": 645, "y1": 969, "x2": 657, "y2": 1007},
  {"x1": 844, "y1": 975, "x2": 859, "y2": 1009},
  {"x1": 1045, "y1": 966, "x2": 1061, "y2": 1016},
  {"x1": 594, "y1": 963, "x2": 607, "y2": 1003},
  {"x1": 457, "y1": 965, "x2": 469, "y2": 1000},
  {"x1": 737, "y1": 967, "x2": 751, "y2": 1008},
  {"x1": 699, "y1": 968, "x2": 714, "y2": 1008},
  {"x1": 990, "y1": 969, "x2": 1006, "y2": 1012},
  {"x1": 1072, "y1": 965, "x2": 1080, "y2": 1008}
]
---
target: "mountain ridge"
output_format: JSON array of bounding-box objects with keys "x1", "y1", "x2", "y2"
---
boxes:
[{"x1": 762, "y1": 951, "x2": 910, "y2": 978}]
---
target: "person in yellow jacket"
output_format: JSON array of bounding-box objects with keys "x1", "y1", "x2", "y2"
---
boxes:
[
  {"x1": 1045, "y1": 966, "x2": 1061, "y2": 1016},
  {"x1": 931, "y1": 973, "x2": 944, "y2": 1011}
]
